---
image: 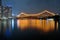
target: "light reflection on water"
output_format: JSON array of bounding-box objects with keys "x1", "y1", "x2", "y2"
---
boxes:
[
  {"x1": 4, "y1": 19, "x2": 14, "y2": 37},
  {"x1": 12, "y1": 19, "x2": 14, "y2": 30},
  {"x1": 0, "y1": 19, "x2": 59, "y2": 37},
  {"x1": 4, "y1": 19, "x2": 19, "y2": 37},
  {"x1": 3, "y1": 19, "x2": 15, "y2": 37},
  {"x1": 4, "y1": 28, "x2": 12, "y2": 37}
]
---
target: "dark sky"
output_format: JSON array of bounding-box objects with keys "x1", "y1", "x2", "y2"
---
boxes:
[{"x1": 2, "y1": 0, "x2": 60, "y2": 16}]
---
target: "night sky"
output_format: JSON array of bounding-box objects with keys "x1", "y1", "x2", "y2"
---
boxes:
[{"x1": 2, "y1": 0, "x2": 60, "y2": 16}]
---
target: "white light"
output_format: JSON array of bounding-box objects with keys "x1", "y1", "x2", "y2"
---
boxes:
[{"x1": 47, "y1": 19, "x2": 53, "y2": 20}]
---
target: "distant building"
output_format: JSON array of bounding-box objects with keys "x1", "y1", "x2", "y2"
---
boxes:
[
  {"x1": 2, "y1": 6, "x2": 12, "y2": 31},
  {"x1": 0, "y1": 0, "x2": 12, "y2": 32},
  {"x1": 17, "y1": 10, "x2": 58, "y2": 32}
]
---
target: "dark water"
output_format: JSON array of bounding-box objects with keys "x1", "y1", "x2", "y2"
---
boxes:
[
  {"x1": 0, "y1": 27, "x2": 60, "y2": 40},
  {"x1": 0, "y1": 20, "x2": 60, "y2": 40}
]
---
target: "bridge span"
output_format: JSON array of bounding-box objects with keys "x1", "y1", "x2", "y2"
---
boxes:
[{"x1": 0, "y1": 15, "x2": 59, "y2": 20}]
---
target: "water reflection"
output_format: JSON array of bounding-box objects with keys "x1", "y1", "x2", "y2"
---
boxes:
[
  {"x1": 12, "y1": 19, "x2": 14, "y2": 30},
  {"x1": 4, "y1": 28, "x2": 12, "y2": 37},
  {"x1": 0, "y1": 18, "x2": 59, "y2": 38}
]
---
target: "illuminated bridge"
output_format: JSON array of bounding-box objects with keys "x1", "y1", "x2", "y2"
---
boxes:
[{"x1": 0, "y1": 15, "x2": 59, "y2": 19}]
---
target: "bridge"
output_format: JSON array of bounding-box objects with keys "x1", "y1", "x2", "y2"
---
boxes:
[{"x1": 0, "y1": 15, "x2": 59, "y2": 20}]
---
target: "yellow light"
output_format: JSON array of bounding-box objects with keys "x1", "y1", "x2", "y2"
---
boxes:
[{"x1": 17, "y1": 18, "x2": 58, "y2": 32}]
